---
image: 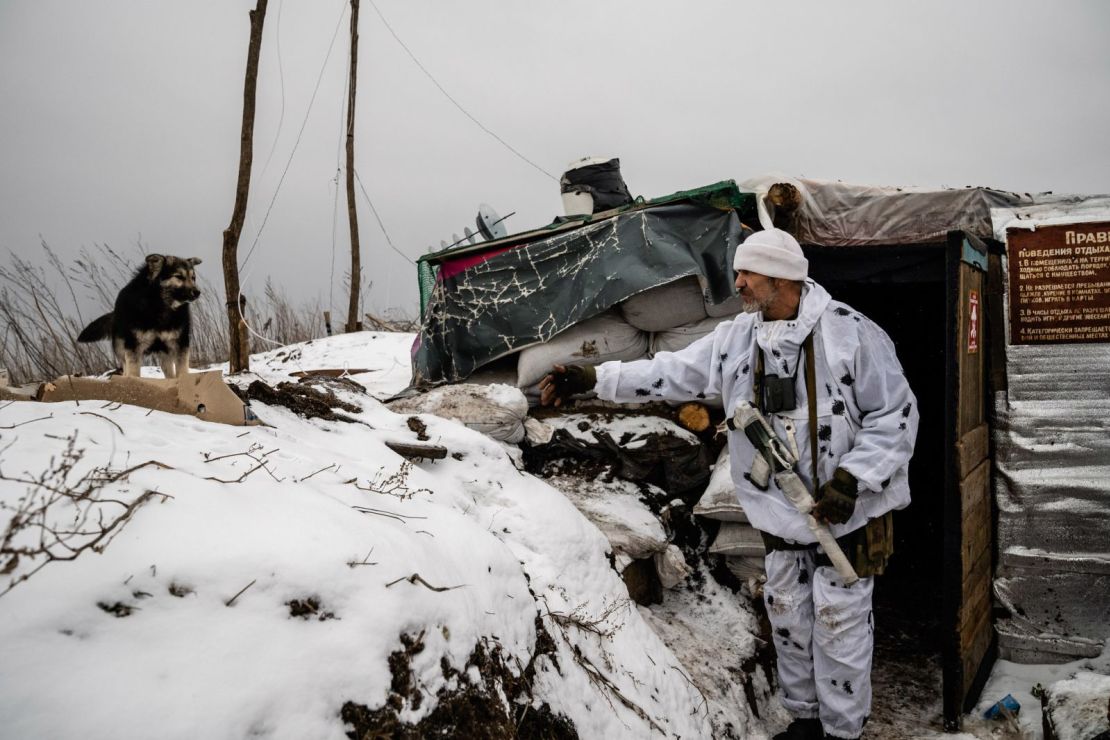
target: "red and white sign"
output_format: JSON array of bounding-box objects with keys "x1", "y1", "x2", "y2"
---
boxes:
[{"x1": 968, "y1": 290, "x2": 980, "y2": 353}]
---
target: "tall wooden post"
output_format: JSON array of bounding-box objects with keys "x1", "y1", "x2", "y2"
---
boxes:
[
  {"x1": 221, "y1": 0, "x2": 268, "y2": 372},
  {"x1": 344, "y1": 0, "x2": 362, "y2": 333}
]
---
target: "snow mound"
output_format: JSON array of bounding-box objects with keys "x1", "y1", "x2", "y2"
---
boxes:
[{"x1": 0, "y1": 332, "x2": 720, "y2": 739}]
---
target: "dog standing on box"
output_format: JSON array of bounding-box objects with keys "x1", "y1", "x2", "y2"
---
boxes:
[{"x1": 78, "y1": 254, "x2": 202, "y2": 378}]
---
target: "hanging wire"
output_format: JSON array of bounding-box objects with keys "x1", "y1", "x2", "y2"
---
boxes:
[
  {"x1": 364, "y1": 0, "x2": 557, "y2": 182},
  {"x1": 240, "y1": 0, "x2": 349, "y2": 270},
  {"x1": 233, "y1": 0, "x2": 349, "y2": 357},
  {"x1": 259, "y1": 0, "x2": 287, "y2": 177},
  {"x1": 353, "y1": 168, "x2": 414, "y2": 265},
  {"x1": 330, "y1": 35, "x2": 351, "y2": 318}
]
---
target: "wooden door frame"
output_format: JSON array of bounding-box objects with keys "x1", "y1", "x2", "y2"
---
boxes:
[{"x1": 942, "y1": 231, "x2": 998, "y2": 731}]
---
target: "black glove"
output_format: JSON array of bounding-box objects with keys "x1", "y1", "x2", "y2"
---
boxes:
[
  {"x1": 812, "y1": 467, "x2": 859, "y2": 525},
  {"x1": 538, "y1": 364, "x2": 596, "y2": 407}
]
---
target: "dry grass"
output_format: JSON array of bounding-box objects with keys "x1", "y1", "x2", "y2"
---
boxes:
[{"x1": 0, "y1": 242, "x2": 397, "y2": 385}]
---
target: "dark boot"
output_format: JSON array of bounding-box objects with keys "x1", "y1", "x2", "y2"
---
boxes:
[{"x1": 772, "y1": 717, "x2": 825, "y2": 740}]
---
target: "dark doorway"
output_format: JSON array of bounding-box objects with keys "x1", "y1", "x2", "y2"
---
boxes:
[{"x1": 804, "y1": 243, "x2": 949, "y2": 733}]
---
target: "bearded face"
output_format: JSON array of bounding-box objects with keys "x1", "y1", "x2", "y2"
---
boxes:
[{"x1": 735, "y1": 271, "x2": 780, "y2": 315}]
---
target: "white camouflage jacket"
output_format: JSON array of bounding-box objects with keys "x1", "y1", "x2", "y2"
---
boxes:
[{"x1": 595, "y1": 279, "x2": 920, "y2": 543}]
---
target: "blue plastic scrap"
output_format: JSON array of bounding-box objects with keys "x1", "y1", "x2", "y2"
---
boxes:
[{"x1": 983, "y1": 693, "x2": 1021, "y2": 720}]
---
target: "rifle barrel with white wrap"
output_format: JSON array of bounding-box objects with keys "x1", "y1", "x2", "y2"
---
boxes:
[{"x1": 728, "y1": 402, "x2": 859, "y2": 585}]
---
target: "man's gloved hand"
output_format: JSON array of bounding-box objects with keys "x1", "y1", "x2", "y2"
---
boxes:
[
  {"x1": 538, "y1": 364, "x2": 596, "y2": 407},
  {"x1": 812, "y1": 467, "x2": 859, "y2": 525}
]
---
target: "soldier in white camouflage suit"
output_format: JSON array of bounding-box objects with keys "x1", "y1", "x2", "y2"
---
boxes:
[{"x1": 542, "y1": 228, "x2": 919, "y2": 739}]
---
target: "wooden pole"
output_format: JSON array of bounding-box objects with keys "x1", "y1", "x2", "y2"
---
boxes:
[
  {"x1": 221, "y1": 0, "x2": 268, "y2": 373},
  {"x1": 344, "y1": 0, "x2": 362, "y2": 333}
]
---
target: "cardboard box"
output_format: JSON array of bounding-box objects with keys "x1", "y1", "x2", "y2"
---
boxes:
[{"x1": 36, "y1": 371, "x2": 260, "y2": 426}]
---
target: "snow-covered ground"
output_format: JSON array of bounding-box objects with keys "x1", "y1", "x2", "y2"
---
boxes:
[
  {"x1": 0, "y1": 332, "x2": 761, "y2": 739},
  {"x1": 2, "y1": 331, "x2": 1106, "y2": 739}
]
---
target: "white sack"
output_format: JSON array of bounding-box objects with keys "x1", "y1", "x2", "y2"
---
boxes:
[
  {"x1": 724, "y1": 555, "x2": 766, "y2": 581},
  {"x1": 705, "y1": 293, "x2": 744, "y2": 319},
  {"x1": 708, "y1": 522, "x2": 766, "y2": 557},
  {"x1": 516, "y1": 310, "x2": 648, "y2": 388},
  {"x1": 693, "y1": 447, "x2": 749, "y2": 523},
  {"x1": 655, "y1": 545, "x2": 692, "y2": 589},
  {"x1": 651, "y1": 315, "x2": 730, "y2": 356},
  {"x1": 388, "y1": 383, "x2": 529, "y2": 444},
  {"x1": 619, "y1": 276, "x2": 708, "y2": 332}
]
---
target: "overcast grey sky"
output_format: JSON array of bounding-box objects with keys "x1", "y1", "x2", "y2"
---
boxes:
[{"x1": 1, "y1": 0, "x2": 1108, "y2": 318}]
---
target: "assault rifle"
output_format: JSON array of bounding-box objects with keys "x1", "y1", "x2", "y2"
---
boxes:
[{"x1": 727, "y1": 402, "x2": 859, "y2": 585}]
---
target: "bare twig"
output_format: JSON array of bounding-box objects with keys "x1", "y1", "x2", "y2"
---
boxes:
[
  {"x1": 353, "y1": 460, "x2": 433, "y2": 501},
  {"x1": 346, "y1": 547, "x2": 378, "y2": 568},
  {"x1": 576, "y1": 651, "x2": 665, "y2": 735},
  {"x1": 78, "y1": 411, "x2": 124, "y2": 434},
  {"x1": 384, "y1": 573, "x2": 464, "y2": 592},
  {"x1": 0, "y1": 414, "x2": 53, "y2": 429},
  {"x1": 225, "y1": 579, "x2": 257, "y2": 606},
  {"x1": 351, "y1": 505, "x2": 427, "y2": 522},
  {"x1": 1, "y1": 436, "x2": 170, "y2": 598},
  {"x1": 297, "y1": 463, "x2": 336, "y2": 482},
  {"x1": 204, "y1": 462, "x2": 266, "y2": 484}
]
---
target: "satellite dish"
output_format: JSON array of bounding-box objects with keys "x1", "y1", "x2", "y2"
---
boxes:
[
  {"x1": 439, "y1": 240, "x2": 448, "y2": 249},
  {"x1": 463, "y1": 226, "x2": 476, "y2": 245},
  {"x1": 451, "y1": 233, "x2": 461, "y2": 248},
  {"x1": 476, "y1": 203, "x2": 509, "y2": 241}
]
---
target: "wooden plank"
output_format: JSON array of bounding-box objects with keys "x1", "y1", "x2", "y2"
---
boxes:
[
  {"x1": 960, "y1": 585, "x2": 992, "y2": 655},
  {"x1": 960, "y1": 459, "x2": 991, "y2": 585},
  {"x1": 959, "y1": 458, "x2": 991, "y2": 512},
  {"x1": 957, "y1": 423, "x2": 990, "y2": 479},
  {"x1": 961, "y1": 610, "x2": 993, "y2": 689},
  {"x1": 959, "y1": 547, "x2": 991, "y2": 636},
  {"x1": 961, "y1": 515, "x2": 991, "y2": 585}
]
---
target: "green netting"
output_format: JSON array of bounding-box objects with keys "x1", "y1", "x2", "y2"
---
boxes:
[{"x1": 417, "y1": 260, "x2": 438, "y2": 320}]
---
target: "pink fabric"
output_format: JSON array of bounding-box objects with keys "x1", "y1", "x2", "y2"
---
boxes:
[{"x1": 436, "y1": 245, "x2": 517, "y2": 281}]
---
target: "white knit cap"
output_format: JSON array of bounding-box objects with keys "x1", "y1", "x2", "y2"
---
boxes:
[{"x1": 733, "y1": 228, "x2": 808, "y2": 280}]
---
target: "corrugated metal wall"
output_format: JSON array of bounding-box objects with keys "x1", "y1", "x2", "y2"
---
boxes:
[{"x1": 992, "y1": 204, "x2": 1110, "y2": 664}]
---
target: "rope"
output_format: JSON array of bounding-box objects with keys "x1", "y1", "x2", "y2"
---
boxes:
[{"x1": 364, "y1": 0, "x2": 557, "y2": 182}]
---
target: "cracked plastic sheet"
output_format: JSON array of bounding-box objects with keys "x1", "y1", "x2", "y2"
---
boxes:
[
  {"x1": 414, "y1": 203, "x2": 742, "y2": 384},
  {"x1": 989, "y1": 203, "x2": 1110, "y2": 664}
]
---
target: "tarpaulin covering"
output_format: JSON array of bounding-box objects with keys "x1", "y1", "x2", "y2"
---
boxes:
[
  {"x1": 741, "y1": 175, "x2": 1097, "y2": 247},
  {"x1": 413, "y1": 198, "x2": 745, "y2": 384}
]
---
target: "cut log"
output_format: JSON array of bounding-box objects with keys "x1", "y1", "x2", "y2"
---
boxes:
[
  {"x1": 677, "y1": 402, "x2": 710, "y2": 433},
  {"x1": 385, "y1": 441, "x2": 448, "y2": 461}
]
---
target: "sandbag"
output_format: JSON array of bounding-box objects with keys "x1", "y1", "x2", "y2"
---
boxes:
[
  {"x1": 708, "y1": 522, "x2": 766, "y2": 557},
  {"x1": 651, "y1": 315, "x2": 730, "y2": 356},
  {"x1": 516, "y1": 310, "x2": 648, "y2": 388},
  {"x1": 619, "y1": 276, "x2": 708, "y2": 332},
  {"x1": 706, "y1": 293, "x2": 744, "y2": 319},
  {"x1": 388, "y1": 383, "x2": 529, "y2": 444},
  {"x1": 724, "y1": 555, "x2": 767, "y2": 581},
  {"x1": 655, "y1": 545, "x2": 692, "y2": 589},
  {"x1": 693, "y1": 447, "x2": 749, "y2": 522}
]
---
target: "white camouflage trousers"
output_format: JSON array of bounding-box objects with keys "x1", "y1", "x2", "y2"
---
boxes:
[{"x1": 763, "y1": 549, "x2": 875, "y2": 739}]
